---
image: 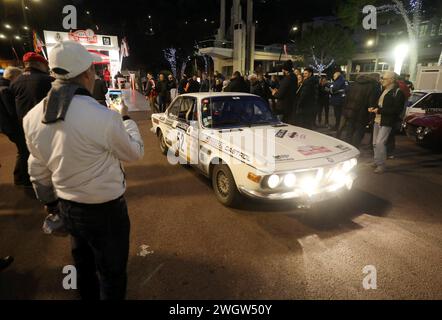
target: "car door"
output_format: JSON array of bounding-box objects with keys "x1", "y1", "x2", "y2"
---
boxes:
[
  {"x1": 186, "y1": 98, "x2": 200, "y2": 165},
  {"x1": 175, "y1": 97, "x2": 198, "y2": 163},
  {"x1": 164, "y1": 97, "x2": 182, "y2": 149}
]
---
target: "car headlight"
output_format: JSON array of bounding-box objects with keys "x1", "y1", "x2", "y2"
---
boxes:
[
  {"x1": 283, "y1": 173, "x2": 296, "y2": 188},
  {"x1": 300, "y1": 176, "x2": 319, "y2": 196},
  {"x1": 417, "y1": 127, "x2": 425, "y2": 140},
  {"x1": 342, "y1": 158, "x2": 358, "y2": 173},
  {"x1": 267, "y1": 174, "x2": 280, "y2": 189},
  {"x1": 424, "y1": 127, "x2": 432, "y2": 135}
]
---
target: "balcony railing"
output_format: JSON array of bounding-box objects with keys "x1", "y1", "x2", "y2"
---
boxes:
[{"x1": 198, "y1": 39, "x2": 294, "y2": 55}]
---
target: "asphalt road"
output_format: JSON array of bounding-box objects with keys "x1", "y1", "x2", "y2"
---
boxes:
[{"x1": 0, "y1": 111, "x2": 441, "y2": 300}]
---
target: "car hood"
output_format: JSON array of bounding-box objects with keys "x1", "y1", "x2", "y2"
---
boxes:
[
  {"x1": 204, "y1": 125, "x2": 360, "y2": 173},
  {"x1": 406, "y1": 113, "x2": 442, "y2": 129}
]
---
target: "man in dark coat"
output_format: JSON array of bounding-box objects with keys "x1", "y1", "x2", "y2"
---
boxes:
[
  {"x1": 9, "y1": 52, "x2": 53, "y2": 186},
  {"x1": 271, "y1": 61, "x2": 297, "y2": 123},
  {"x1": 0, "y1": 67, "x2": 25, "y2": 185},
  {"x1": 224, "y1": 71, "x2": 249, "y2": 93},
  {"x1": 249, "y1": 74, "x2": 266, "y2": 99},
  {"x1": 92, "y1": 74, "x2": 108, "y2": 106},
  {"x1": 329, "y1": 68, "x2": 348, "y2": 131},
  {"x1": 296, "y1": 67, "x2": 318, "y2": 129},
  {"x1": 156, "y1": 73, "x2": 169, "y2": 112},
  {"x1": 369, "y1": 71, "x2": 406, "y2": 174},
  {"x1": 339, "y1": 74, "x2": 380, "y2": 148},
  {"x1": 185, "y1": 75, "x2": 201, "y2": 93},
  {"x1": 178, "y1": 74, "x2": 188, "y2": 95},
  {"x1": 199, "y1": 73, "x2": 210, "y2": 92},
  {"x1": 10, "y1": 52, "x2": 53, "y2": 125}
]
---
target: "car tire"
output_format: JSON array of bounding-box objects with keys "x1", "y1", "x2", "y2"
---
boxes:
[
  {"x1": 158, "y1": 130, "x2": 168, "y2": 155},
  {"x1": 212, "y1": 164, "x2": 241, "y2": 207}
]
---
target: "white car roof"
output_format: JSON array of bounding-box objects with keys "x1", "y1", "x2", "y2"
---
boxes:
[
  {"x1": 412, "y1": 89, "x2": 442, "y2": 94},
  {"x1": 178, "y1": 92, "x2": 258, "y2": 99}
]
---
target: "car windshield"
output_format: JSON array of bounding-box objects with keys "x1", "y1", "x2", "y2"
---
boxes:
[
  {"x1": 200, "y1": 96, "x2": 279, "y2": 129},
  {"x1": 407, "y1": 92, "x2": 427, "y2": 107}
]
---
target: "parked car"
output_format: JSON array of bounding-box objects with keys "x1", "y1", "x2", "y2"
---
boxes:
[
  {"x1": 151, "y1": 93, "x2": 360, "y2": 207},
  {"x1": 402, "y1": 90, "x2": 442, "y2": 146},
  {"x1": 403, "y1": 90, "x2": 442, "y2": 119}
]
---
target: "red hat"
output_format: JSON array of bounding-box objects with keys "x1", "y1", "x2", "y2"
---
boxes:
[{"x1": 23, "y1": 52, "x2": 48, "y2": 65}]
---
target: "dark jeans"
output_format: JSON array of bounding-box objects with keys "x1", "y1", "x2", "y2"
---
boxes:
[
  {"x1": 158, "y1": 95, "x2": 167, "y2": 113},
  {"x1": 59, "y1": 196, "x2": 130, "y2": 300},
  {"x1": 317, "y1": 101, "x2": 330, "y2": 125},
  {"x1": 332, "y1": 104, "x2": 343, "y2": 130},
  {"x1": 6, "y1": 130, "x2": 31, "y2": 185}
]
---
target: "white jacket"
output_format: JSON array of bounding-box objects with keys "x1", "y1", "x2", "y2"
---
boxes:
[{"x1": 23, "y1": 94, "x2": 144, "y2": 204}]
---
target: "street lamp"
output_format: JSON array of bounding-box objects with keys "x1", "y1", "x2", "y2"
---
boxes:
[
  {"x1": 4, "y1": 24, "x2": 12, "y2": 29},
  {"x1": 0, "y1": 34, "x2": 6, "y2": 39},
  {"x1": 393, "y1": 43, "x2": 409, "y2": 75},
  {"x1": 292, "y1": 26, "x2": 298, "y2": 32},
  {"x1": 366, "y1": 39, "x2": 375, "y2": 47}
]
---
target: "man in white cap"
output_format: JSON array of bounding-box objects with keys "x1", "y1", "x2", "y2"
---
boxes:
[{"x1": 23, "y1": 41, "x2": 144, "y2": 299}]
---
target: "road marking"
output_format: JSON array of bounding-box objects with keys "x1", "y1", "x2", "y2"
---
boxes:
[{"x1": 141, "y1": 263, "x2": 165, "y2": 287}]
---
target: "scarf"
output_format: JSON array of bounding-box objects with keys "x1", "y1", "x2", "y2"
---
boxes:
[
  {"x1": 375, "y1": 84, "x2": 395, "y2": 125},
  {"x1": 42, "y1": 79, "x2": 90, "y2": 124}
]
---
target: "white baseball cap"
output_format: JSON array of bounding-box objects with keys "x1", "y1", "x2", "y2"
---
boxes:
[{"x1": 49, "y1": 41, "x2": 100, "y2": 80}]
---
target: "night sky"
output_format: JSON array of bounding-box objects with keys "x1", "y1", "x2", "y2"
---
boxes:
[{"x1": 1, "y1": 0, "x2": 440, "y2": 72}]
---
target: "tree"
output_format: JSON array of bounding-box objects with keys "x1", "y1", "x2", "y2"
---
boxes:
[
  {"x1": 338, "y1": 0, "x2": 426, "y2": 81},
  {"x1": 298, "y1": 25, "x2": 356, "y2": 74}
]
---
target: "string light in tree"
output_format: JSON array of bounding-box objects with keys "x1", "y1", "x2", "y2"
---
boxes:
[{"x1": 163, "y1": 48, "x2": 178, "y2": 78}]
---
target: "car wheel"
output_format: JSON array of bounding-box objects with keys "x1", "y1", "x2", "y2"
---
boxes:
[
  {"x1": 158, "y1": 130, "x2": 168, "y2": 155},
  {"x1": 212, "y1": 164, "x2": 241, "y2": 207}
]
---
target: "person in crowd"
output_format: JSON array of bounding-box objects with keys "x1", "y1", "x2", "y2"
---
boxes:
[
  {"x1": 156, "y1": 73, "x2": 169, "y2": 112},
  {"x1": 213, "y1": 78, "x2": 223, "y2": 92},
  {"x1": 93, "y1": 73, "x2": 108, "y2": 106},
  {"x1": 339, "y1": 73, "x2": 380, "y2": 148},
  {"x1": 244, "y1": 75, "x2": 251, "y2": 91},
  {"x1": 271, "y1": 60, "x2": 297, "y2": 123},
  {"x1": 386, "y1": 75, "x2": 411, "y2": 158},
  {"x1": 294, "y1": 68, "x2": 302, "y2": 78},
  {"x1": 200, "y1": 73, "x2": 210, "y2": 92},
  {"x1": 270, "y1": 75, "x2": 280, "y2": 90},
  {"x1": 178, "y1": 74, "x2": 188, "y2": 95},
  {"x1": 249, "y1": 74, "x2": 266, "y2": 100},
  {"x1": 145, "y1": 72, "x2": 158, "y2": 113},
  {"x1": 268, "y1": 75, "x2": 279, "y2": 113},
  {"x1": 214, "y1": 70, "x2": 225, "y2": 82},
  {"x1": 403, "y1": 74, "x2": 414, "y2": 91},
  {"x1": 224, "y1": 71, "x2": 249, "y2": 93},
  {"x1": 369, "y1": 71, "x2": 405, "y2": 174},
  {"x1": 317, "y1": 76, "x2": 330, "y2": 128},
  {"x1": 103, "y1": 66, "x2": 111, "y2": 88},
  {"x1": 329, "y1": 68, "x2": 347, "y2": 131},
  {"x1": 114, "y1": 71, "x2": 125, "y2": 89},
  {"x1": 258, "y1": 73, "x2": 272, "y2": 103},
  {"x1": 167, "y1": 74, "x2": 178, "y2": 102},
  {"x1": 294, "y1": 73, "x2": 304, "y2": 123},
  {"x1": 10, "y1": 52, "x2": 53, "y2": 187},
  {"x1": 0, "y1": 67, "x2": 24, "y2": 185},
  {"x1": 23, "y1": 41, "x2": 144, "y2": 300},
  {"x1": 296, "y1": 67, "x2": 318, "y2": 129},
  {"x1": 185, "y1": 75, "x2": 201, "y2": 93},
  {"x1": 222, "y1": 79, "x2": 230, "y2": 92}
]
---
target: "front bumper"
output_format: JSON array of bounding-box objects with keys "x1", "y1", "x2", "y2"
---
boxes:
[{"x1": 238, "y1": 172, "x2": 356, "y2": 204}]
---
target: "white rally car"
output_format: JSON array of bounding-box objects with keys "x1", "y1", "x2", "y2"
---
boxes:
[{"x1": 151, "y1": 93, "x2": 359, "y2": 207}]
